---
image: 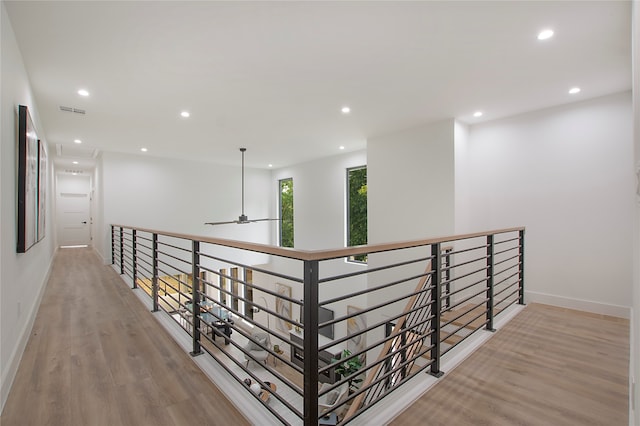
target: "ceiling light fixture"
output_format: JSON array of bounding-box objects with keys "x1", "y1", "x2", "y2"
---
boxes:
[
  {"x1": 141, "y1": 148, "x2": 148, "y2": 152},
  {"x1": 180, "y1": 111, "x2": 190, "y2": 118},
  {"x1": 77, "y1": 89, "x2": 89, "y2": 97},
  {"x1": 74, "y1": 139, "x2": 82, "y2": 144},
  {"x1": 568, "y1": 87, "x2": 581, "y2": 94},
  {"x1": 341, "y1": 106, "x2": 351, "y2": 114},
  {"x1": 537, "y1": 29, "x2": 554, "y2": 40},
  {"x1": 339, "y1": 146, "x2": 345, "y2": 150},
  {"x1": 268, "y1": 164, "x2": 273, "y2": 168},
  {"x1": 72, "y1": 161, "x2": 79, "y2": 165},
  {"x1": 473, "y1": 111, "x2": 483, "y2": 117}
]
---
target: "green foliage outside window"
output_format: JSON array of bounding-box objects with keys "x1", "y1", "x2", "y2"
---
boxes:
[
  {"x1": 348, "y1": 167, "x2": 367, "y2": 262},
  {"x1": 280, "y1": 178, "x2": 294, "y2": 248}
]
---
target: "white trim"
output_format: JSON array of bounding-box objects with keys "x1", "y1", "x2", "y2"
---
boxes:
[
  {"x1": 1, "y1": 248, "x2": 57, "y2": 412},
  {"x1": 526, "y1": 290, "x2": 631, "y2": 319}
]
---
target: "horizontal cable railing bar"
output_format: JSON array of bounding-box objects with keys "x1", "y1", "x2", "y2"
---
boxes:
[
  {"x1": 156, "y1": 238, "x2": 191, "y2": 253},
  {"x1": 444, "y1": 243, "x2": 489, "y2": 257},
  {"x1": 319, "y1": 312, "x2": 436, "y2": 375},
  {"x1": 197, "y1": 251, "x2": 304, "y2": 284},
  {"x1": 495, "y1": 287, "x2": 522, "y2": 308},
  {"x1": 155, "y1": 259, "x2": 191, "y2": 278},
  {"x1": 156, "y1": 250, "x2": 191, "y2": 268},
  {"x1": 320, "y1": 269, "x2": 434, "y2": 308},
  {"x1": 493, "y1": 281, "x2": 520, "y2": 305},
  {"x1": 318, "y1": 285, "x2": 436, "y2": 352},
  {"x1": 441, "y1": 264, "x2": 489, "y2": 286},
  {"x1": 441, "y1": 276, "x2": 487, "y2": 300},
  {"x1": 441, "y1": 254, "x2": 488, "y2": 273},
  {"x1": 318, "y1": 254, "x2": 434, "y2": 284},
  {"x1": 494, "y1": 245, "x2": 519, "y2": 257},
  {"x1": 494, "y1": 270, "x2": 521, "y2": 288},
  {"x1": 494, "y1": 254, "x2": 520, "y2": 269},
  {"x1": 440, "y1": 294, "x2": 488, "y2": 328},
  {"x1": 198, "y1": 338, "x2": 299, "y2": 423},
  {"x1": 494, "y1": 236, "x2": 520, "y2": 245}
]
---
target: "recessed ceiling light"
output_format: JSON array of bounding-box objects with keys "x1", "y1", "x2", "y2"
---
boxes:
[
  {"x1": 339, "y1": 146, "x2": 345, "y2": 150},
  {"x1": 268, "y1": 164, "x2": 273, "y2": 168},
  {"x1": 141, "y1": 148, "x2": 148, "y2": 152},
  {"x1": 341, "y1": 106, "x2": 351, "y2": 114},
  {"x1": 72, "y1": 172, "x2": 77, "y2": 176},
  {"x1": 77, "y1": 89, "x2": 90, "y2": 97},
  {"x1": 180, "y1": 111, "x2": 190, "y2": 118},
  {"x1": 72, "y1": 161, "x2": 79, "y2": 165},
  {"x1": 473, "y1": 111, "x2": 483, "y2": 117},
  {"x1": 537, "y1": 29, "x2": 554, "y2": 40},
  {"x1": 568, "y1": 87, "x2": 581, "y2": 94},
  {"x1": 74, "y1": 139, "x2": 82, "y2": 144}
]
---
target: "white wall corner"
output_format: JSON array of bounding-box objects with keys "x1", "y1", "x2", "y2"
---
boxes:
[{"x1": 526, "y1": 290, "x2": 631, "y2": 319}]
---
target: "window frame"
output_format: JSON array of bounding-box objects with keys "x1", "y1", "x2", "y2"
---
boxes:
[
  {"x1": 346, "y1": 165, "x2": 367, "y2": 263},
  {"x1": 278, "y1": 177, "x2": 294, "y2": 248}
]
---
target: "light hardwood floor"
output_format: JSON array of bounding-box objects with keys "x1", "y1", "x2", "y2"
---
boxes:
[
  {"x1": 2, "y1": 248, "x2": 630, "y2": 425},
  {"x1": 391, "y1": 303, "x2": 629, "y2": 426},
  {"x1": 0, "y1": 247, "x2": 250, "y2": 426}
]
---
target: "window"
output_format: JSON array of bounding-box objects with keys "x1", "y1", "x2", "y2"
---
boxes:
[
  {"x1": 279, "y1": 178, "x2": 294, "y2": 247},
  {"x1": 347, "y1": 166, "x2": 367, "y2": 262}
]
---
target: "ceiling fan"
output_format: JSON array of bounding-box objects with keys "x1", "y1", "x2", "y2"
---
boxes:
[{"x1": 205, "y1": 148, "x2": 280, "y2": 226}]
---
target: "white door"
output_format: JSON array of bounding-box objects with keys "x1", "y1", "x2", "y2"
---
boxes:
[{"x1": 56, "y1": 174, "x2": 91, "y2": 246}]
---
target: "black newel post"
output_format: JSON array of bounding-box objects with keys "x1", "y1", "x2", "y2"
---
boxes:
[
  {"x1": 518, "y1": 229, "x2": 526, "y2": 305},
  {"x1": 111, "y1": 225, "x2": 115, "y2": 265},
  {"x1": 152, "y1": 233, "x2": 159, "y2": 312},
  {"x1": 303, "y1": 260, "x2": 319, "y2": 426},
  {"x1": 191, "y1": 240, "x2": 202, "y2": 356},
  {"x1": 429, "y1": 243, "x2": 444, "y2": 377},
  {"x1": 132, "y1": 229, "x2": 138, "y2": 289},
  {"x1": 119, "y1": 227, "x2": 124, "y2": 275},
  {"x1": 486, "y1": 234, "x2": 496, "y2": 332}
]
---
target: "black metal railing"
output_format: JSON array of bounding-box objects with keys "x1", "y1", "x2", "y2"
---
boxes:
[{"x1": 111, "y1": 225, "x2": 525, "y2": 425}]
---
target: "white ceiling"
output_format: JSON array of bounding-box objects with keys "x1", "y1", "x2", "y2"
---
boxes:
[{"x1": 5, "y1": 1, "x2": 632, "y2": 170}]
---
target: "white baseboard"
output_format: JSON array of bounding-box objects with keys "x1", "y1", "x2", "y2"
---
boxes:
[
  {"x1": 1, "y1": 247, "x2": 57, "y2": 413},
  {"x1": 526, "y1": 290, "x2": 631, "y2": 319}
]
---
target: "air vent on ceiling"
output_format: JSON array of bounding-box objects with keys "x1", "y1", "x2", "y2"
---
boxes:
[
  {"x1": 64, "y1": 169, "x2": 84, "y2": 174},
  {"x1": 59, "y1": 106, "x2": 86, "y2": 115}
]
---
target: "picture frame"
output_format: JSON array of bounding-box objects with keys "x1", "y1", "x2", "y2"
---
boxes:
[
  {"x1": 17, "y1": 105, "x2": 39, "y2": 253},
  {"x1": 275, "y1": 283, "x2": 292, "y2": 333},
  {"x1": 347, "y1": 305, "x2": 367, "y2": 364}
]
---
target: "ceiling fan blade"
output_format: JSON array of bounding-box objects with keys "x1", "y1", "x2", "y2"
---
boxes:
[
  {"x1": 248, "y1": 218, "x2": 281, "y2": 223},
  {"x1": 204, "y1": 220, "x2": 240, "y2": 226}
]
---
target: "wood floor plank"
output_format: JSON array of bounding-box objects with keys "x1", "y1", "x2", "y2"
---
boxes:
[
  {"x1": 391, "y1": 303, "x2": 629, "y2": 426},
  {"x1": 1, "y1": 248, "x2": 249, "y2": 426}
]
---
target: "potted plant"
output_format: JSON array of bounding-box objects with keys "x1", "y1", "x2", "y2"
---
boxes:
[{"x1": 333, "y1": 349, "x2": 363, "y2": 393}]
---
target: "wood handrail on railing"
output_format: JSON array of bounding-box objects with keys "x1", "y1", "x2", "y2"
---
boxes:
[{"x1": 111, "y1": 224, "x2": 525, "y2": 262}]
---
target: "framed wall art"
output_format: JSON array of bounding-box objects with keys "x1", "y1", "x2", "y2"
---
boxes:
[{"x1": 17, "y1": 105, "x2": 39, "y2": 253}]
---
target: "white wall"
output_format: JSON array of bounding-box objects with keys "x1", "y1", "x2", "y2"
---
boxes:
[
  {"x1": 1, "y1": 2, "x2": 56, "y2": 410},
  {"x1": 97, "y1": 150, "x2": 273, "y2": 264},
  {"x1": 366, "y1": 119, "x2": 456, "y2": 363},
  {"x1": 457, "y1": 92, "x2": 634, "y2": 317},
  {"x1": 259, "y1": 150, "x2": 369, "y2": 346},
  {"x1": 368, "y1": 119, "x2": 456, "y2": 244},
  {"x1": 271, "y1": 150, "x2": 367, "y2": 250}
]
